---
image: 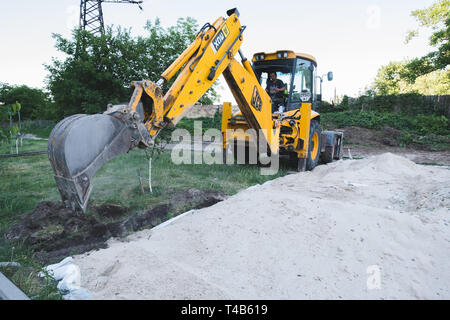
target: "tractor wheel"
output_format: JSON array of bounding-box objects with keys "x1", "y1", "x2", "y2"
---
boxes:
[{"x1": 305, "y1": 120, "x2": 322, "y2": 171}]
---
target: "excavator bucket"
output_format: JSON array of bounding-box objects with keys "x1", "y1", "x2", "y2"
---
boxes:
[{"x1": 48, "y1": 105, "x2": 151, "y2": 213}]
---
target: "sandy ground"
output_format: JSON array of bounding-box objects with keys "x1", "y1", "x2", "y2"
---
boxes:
[{"x1": 73, "y1": 153, "x2": 450, "y2": 300}]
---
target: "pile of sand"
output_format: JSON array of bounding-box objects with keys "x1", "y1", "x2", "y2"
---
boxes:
[{"x1": 73, "y1": 153, "x2": 450, "y2": 299}]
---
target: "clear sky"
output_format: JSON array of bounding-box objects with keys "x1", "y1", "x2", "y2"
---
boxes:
[{"x1": 0, "y1": 0, "x2": 435, "y2": 102}]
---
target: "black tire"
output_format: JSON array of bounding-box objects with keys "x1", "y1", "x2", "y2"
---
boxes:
[{"x1": 305, "y1": 120, "x2": 322, "y2": 171}]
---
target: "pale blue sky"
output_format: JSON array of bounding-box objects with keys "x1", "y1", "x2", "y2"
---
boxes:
[{"x1": 0, "y1": 0, "x2": 436, "y2": 101}]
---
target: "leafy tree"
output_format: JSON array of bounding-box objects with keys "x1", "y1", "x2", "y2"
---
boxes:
[
  {"x1": 0, "y1": 82, "x2": 10, "y2": 102},
  {"x1": 403, "y1": 0, "x2": 449, "y2": 82},
  {"x1": 0, "y1": 101, "x2": 21, "y2": 147},
  {"x1": 46, "y1": 18, "x2": 219, "y2": 119},
  {"x1": 412, "y1": 69, "x2": 450, "y2": 94},
  {"x1": 372, "y1": 61, "x2": 450, "y2": 95},
  {"x1": 0, "y1": 83, "x2": 52, "y2": 120},
  {"x1": 373, "y1": 62, "x2": 407, "y2": 95},
  {"x1": 0, "y1": 83, "x2": 11, "y2": 121}
]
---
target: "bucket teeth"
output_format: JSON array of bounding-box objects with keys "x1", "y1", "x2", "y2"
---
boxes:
[
  {"x1": 48, "y1": 113, "x2": 139, "y2": 213},
  {"x1": 53, "y1": 175, "x2": 92, "y2": 213}
]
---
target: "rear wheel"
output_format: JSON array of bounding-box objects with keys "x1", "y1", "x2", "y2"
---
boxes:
[
  {"x1": 321, "y1": 144, "x2": 335, "y2": 164},
  {"x1": 321, "y1": 133, "x2": 343, "y2": 164}
]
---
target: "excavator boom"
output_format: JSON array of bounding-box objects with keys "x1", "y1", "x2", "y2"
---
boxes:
[{"x1": 49, "y1": 8, "x2": 343, "y2": 212}]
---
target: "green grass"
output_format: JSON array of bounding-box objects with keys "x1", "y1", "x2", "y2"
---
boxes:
[
  {"x1": 21, "y1": 121, "x2": 55, "y2": 139},
  {"x1": 0, "y1": 145, "x2": 289, "y2": 232},
  {"x1": 89, "y1": 148, "x2": 289, "y2": 216},
  {"x1": 0, "y1": 139, "x2": 48, "y2": 155},
  {"x1": 0, "y1": 241, "x2": 63, "y2": 300}
]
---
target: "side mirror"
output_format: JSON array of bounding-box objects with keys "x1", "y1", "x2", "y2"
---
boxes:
[
  {"x1": 316, "y1": 94, "x2": 322, "y2": 102},
  {"x1": 327, "y1": 72, "x2": 334, "y2": 81}
]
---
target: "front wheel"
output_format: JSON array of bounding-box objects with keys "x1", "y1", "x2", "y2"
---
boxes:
[
  {"x1": 290, "y1": 120, "x2": 322, "y2": 172},
  {"x1": 305, "y1": 120, "x2": 322, "y2": 171}
]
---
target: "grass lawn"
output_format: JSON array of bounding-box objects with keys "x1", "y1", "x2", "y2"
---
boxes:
[{"x1": 0, "y1": 142, "x2": 289, "y2": 232}]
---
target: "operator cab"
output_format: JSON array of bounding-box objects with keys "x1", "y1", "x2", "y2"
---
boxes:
[{"x1": 252, "y1": 50, "x2": 317, "y2": 114}]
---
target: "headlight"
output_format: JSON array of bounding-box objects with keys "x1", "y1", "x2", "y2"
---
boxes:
[{"x1": 255, "y1": 54, "x2": 265, "y2": 61}]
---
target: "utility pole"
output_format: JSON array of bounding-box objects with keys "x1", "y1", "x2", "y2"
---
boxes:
[{"x1": 79, "y1": 0, "x2": 143, "y2": 36}]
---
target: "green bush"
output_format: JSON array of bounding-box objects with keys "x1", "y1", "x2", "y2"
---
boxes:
[
  {"x1": 398, "y1": 131, "x2": 414, "y2": 146},
  {"x1": 0, "y1": 126, "x2": 8, "y2": 144},
  {"x1": 321, "y1": 110, "x2": 449, "y2": 136},
  {"x1": 329, "y1": 93, "x2": 448, "y2": 117},
  {"x1": 410, "y1": 134, "x2": 450, "y2": 151},
  {"x1": 319, "y1": 100, "x2": 348, "y2": 113},
  {"x1": 322, "y1": 111, "x2": 385, "y2": 129},
  {"x1": 0, "y1": 105, "x2": 9, "y2": 122},
  {"x1": 411, "y1": 114, "x2": 449, "y2": 136}
]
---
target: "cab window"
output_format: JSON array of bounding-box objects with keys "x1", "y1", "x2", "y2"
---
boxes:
[{"x1": 291, "y1": 59, "x2": 313, "y2": 104}]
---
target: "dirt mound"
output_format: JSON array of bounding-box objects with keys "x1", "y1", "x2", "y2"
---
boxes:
[
  {"x1": 4, "y1": 201, "x2": 110, "y2": 264},
  {"x1": 73, "y1": 154, "x2": 450, "y2": 299},
  {"x1": 339, "y1": 126, "x2": 402, "y2": 147},
  {"x1": 3, "y1": 189, "x2": 225, "y2": 264}
]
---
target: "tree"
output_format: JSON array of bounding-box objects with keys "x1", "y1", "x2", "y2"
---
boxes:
[
  {"x1": 373, "y1": 62, "x2": 407, "y2": 95},
  {"x1": 411, "y1": 69, "x2": 450, "y2": 95},
  {"x1": 403, "y1": 0, "x2": 449, "y2": 82},
  {"x1": 372, "y1": 61, "x2": 450, "y2": 95},
  {"x1": 46, "y1": 18, "x2": 219, "y2": 119},
  {"x1": 0, "y1": 83, "x2": 12, "y2": 121},
  {"x1": 0, "y1": 83, "x2": 52, "y2": 120}
]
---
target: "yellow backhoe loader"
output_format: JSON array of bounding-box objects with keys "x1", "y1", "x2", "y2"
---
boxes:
[{"x1": 48, "y1": 8, "x2": 343, "y2": 213}]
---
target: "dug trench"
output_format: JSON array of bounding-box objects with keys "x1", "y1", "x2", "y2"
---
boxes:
[{"x1": 3, "y1": 189, "x2": 226, "y2": 265}]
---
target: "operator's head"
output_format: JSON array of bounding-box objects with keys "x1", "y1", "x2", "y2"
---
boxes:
[{"x1": 269, "y1": 72, "x2": 277, "y2": 81}]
